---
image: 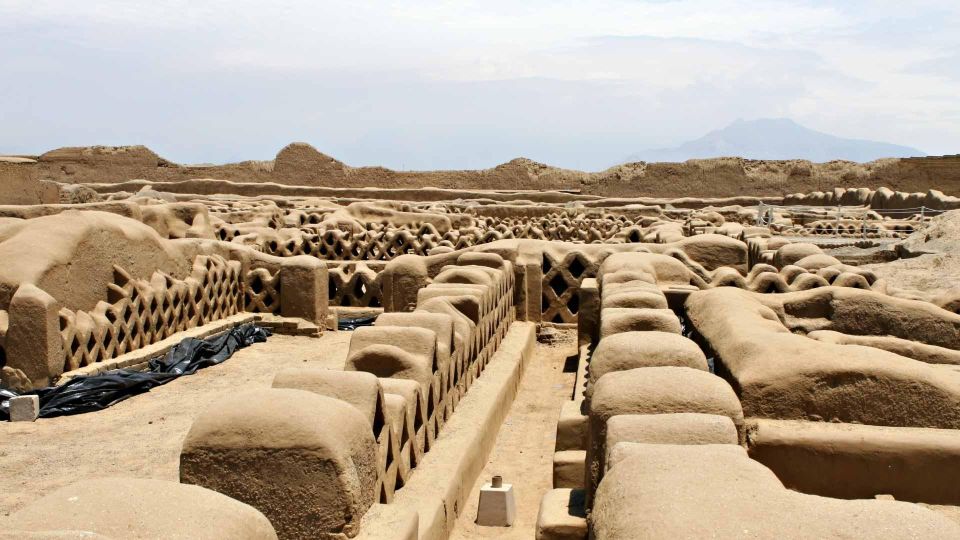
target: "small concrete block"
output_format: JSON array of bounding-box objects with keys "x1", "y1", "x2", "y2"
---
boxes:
[
  {"x1": 476, "y1": 476, "x2": 516, "y2": 527},
  {"x1": 9, "y1": 395, "x2": 40, "y2": 422},
  {"x1": 325, "y1": 312, "x2": 339, "y2": 331},
  {"x1": 536, "y1": 488, "x2": 587, "y2": 540},
  {"x1": 553, "y1": 450, "x2": 586, "y2": 489}
]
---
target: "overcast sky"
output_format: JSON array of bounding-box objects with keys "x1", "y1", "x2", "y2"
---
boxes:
[{"x1": 1, "y1": 1, "x2": 958, "y2": 170}]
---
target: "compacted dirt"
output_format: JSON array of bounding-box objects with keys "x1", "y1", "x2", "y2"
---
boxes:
[
  {"x1": 451, "y1": 328, "x2": 579, "y2": 539},
  {"x1": 863, "y1": 210, "x2": 960, "y2": 297},
  {"x1": 864, "y1": 252, "x2": 960, "y2": 295},
  {"x1": 0, "y1": 332, "x2": 352, "y2": 517}
]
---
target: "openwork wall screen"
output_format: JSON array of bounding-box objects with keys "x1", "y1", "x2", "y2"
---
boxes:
[
  {"x1": 59, "y1": 255, "x2": 243, "y2": 372},
  {"x1": 245, "y1": 267, "x2": 281, "y2": 314},
  {"x1": 541, "y1": 251, "x2": 601, "y2": 323}
]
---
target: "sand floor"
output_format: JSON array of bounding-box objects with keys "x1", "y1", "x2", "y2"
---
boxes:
[
  {"x1": 0, "y1": 331, "x2": 352, "y2": 517},
  {"x1": 1, "y1": 324, "x2": 579, "y2": 536},
  {"x1": 450, "y1": 328, "x2": 578, "y2": 539}
]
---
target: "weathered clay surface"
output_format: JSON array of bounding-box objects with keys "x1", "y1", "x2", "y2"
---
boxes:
[{"x1": 0, "y1": 147, "x2": 958, "y2": 540}]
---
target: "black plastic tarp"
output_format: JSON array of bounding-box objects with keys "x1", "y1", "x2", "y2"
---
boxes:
[
  {"x1": 0, "y1": 323, "x2": 270, "y2": 419},
  {"x1": 338, "y1": 314, "x2": 378, "y2": 331}
]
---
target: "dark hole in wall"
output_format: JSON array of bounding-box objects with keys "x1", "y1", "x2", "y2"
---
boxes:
[
  {"x1": 328, "y1": 278, "x2": 338, "y2": 304},
  {"x1": 549, "y1": 273, "x2": 568, "y2": 297},
  {"x1": 562, "y1": 352, "x2": 579, "y2": 373},
  {"x1": 569, "y1": 256, "x2": 587, "y2": 279}
]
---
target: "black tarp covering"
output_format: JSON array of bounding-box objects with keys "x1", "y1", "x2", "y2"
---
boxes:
[
  {"x1": 337, "y1": 314, "x2": 378, "y2": 331},
  {"x1": 0, "y1": 323, "x2": 270, "y2": 419}
]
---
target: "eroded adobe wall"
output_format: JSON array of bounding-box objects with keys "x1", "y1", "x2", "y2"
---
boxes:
[
  {"x1": 0, "y1": 159, "x2": 60, "y2": 205},
  {"x1": 4, "y1": 143, "x2": 959, "y2": 200},
  {"x1": 537, "y1": 248, "x2": 960, "y2": 538},
  {"x1": 0, "y1": 210, "x2": 329, "y2": 390}
]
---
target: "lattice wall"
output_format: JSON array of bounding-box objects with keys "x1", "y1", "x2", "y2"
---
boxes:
[
  {"x1": 58, "y1": 255, "x2": 243, "y2": 372},
  {"x1": 247, "y1": 214, "x2": 653, "y2": 262},
  {"x1": 540, "y1": 245, "x2": 887, "y2": 324},
  {"x1": 258, "y1": 228, "x2": 455, "y2": 261},
  {"x1": 328, "y1": 262, "x2": 384, "y2": 308},
  {"x1": 245, "y1": 267, "x2": 281, "y2": 314},
  {"x1": 346, "y1": 256, "x2": 518, "y2": 503},
  {"x1": 541, "y1": 251, "x2": 603, "y2": 323}
]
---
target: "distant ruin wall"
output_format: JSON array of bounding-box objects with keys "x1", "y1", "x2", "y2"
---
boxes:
[
  {"x1": 591, "y1": 156, "x2": 960, "y2": 199},
  {"x1": 0, "y1": 160, "x2": 59, "y2": 205},
  {"x1": 3, "y1": 144, "x2": 959, "y2": 200}
]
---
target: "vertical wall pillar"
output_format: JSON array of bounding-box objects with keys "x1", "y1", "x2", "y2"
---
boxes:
[
  {"x1": 577, "y1": 278, "x2": 600, "y2": 346},
  {"x1": 280, "y1": 256, "x2": 328, "y2": 324},
  {"x1": 517, "y1": 252, "x2": 542, "y2": 324},
  {"x1": 512, "y1": 265, "x2": 527, "y2": 321},
  {"x1": 381, "y1": 255, "x2": 430, "y2": 312},
  {"x1": 6, "y1": 283, "x2": 64, "y2": 389}
]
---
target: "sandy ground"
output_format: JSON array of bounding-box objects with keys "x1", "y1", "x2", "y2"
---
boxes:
[
  {"x1": 923, "y1": 505, "x2": 960, "y2": 527},
  {"x1": 0, "y1": 331, "x2": 352, "y2": 517},
  {"x1": 450, "y1": 328, "x2": 578, "y2": 540},
  {"x1": 862, "y1": 210, "x2": 960, "y2": 298},
  {"x1": 863, "y1": 252, "x2": 960, "y2": 297}
]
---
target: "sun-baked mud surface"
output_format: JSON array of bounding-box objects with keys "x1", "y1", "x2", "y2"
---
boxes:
[
  {"x1": 862, "y1": 210, "x2": 960, "y2": 296},
  {"x1": 0, "y1": 332, "x2": 351, "y2": 517},
  {"x1": 863, "y1": 253, "x2": 960, "y2": 296},
  {"x1": 450, "y1": 328, "x2": 578, "y2": 539}
]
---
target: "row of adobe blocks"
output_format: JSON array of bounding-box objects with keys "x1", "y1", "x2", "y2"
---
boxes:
[
  {"x1": 338, "y1": 251, "x2": 517, "y2": 505},
  {"x1": 537, "y1": 252, "x2": 728, "y2": 539},
  {"x1": 178, "y1": 251, "x2": 517, "y2": 539},
  {"x1": 536, "y1": 251, "x2": 960, "y2": 539}
]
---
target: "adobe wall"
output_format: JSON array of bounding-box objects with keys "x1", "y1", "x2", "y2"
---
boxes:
[
  {"x1": 0, "y1": 159, "x2": 60, "y2": 205},
  {"x1": 536, "y1": 247, "x2": 960, "y2": 539},
  {"x1": 4, "y1": 144, "x2": 959, "y2": 200}
]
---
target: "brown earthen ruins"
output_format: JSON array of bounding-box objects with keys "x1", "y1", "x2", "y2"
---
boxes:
[{"x1": 2, "y1": 143, "x2": 960, "y2": 539}]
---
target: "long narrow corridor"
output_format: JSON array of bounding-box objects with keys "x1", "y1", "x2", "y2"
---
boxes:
[{"x1": 450, "y1": 327, "x2": 579, "y2": 539}]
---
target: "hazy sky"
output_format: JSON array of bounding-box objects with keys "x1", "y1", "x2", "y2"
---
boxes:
[{"x1": 1, "y1": 1, "x2": 958, "y2": 170}]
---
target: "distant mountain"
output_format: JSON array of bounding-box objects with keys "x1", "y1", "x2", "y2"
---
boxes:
[{"x1": 626, "y1": 118, "x2": 925, "y2": 163}]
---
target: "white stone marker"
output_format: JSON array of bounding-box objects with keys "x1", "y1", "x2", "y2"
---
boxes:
[
  {"x1": 476, "y1": 475, "x2": 516, "y2": 527},
  {"x1": 8, "y1": 395, "x2": 40, "y2": 422}
]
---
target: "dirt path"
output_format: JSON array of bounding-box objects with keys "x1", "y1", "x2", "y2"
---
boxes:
[
  {"x1": 450, "y1": 328, "x2": 578, "y2": 539},
  {"x1": 0, "y1": 332, "x2": 351, "y2": 517}
]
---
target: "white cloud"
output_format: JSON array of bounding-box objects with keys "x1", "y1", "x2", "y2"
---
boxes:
[{"x1": 0, "y1": 0, "x2": 957, "y2": 166}]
